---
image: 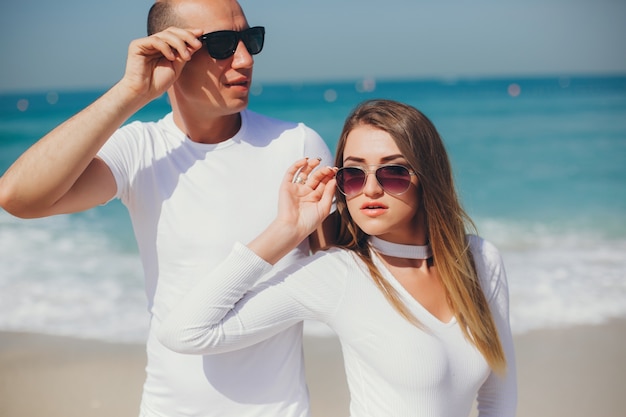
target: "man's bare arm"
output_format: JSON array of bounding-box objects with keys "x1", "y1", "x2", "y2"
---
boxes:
[{"x1": 0, "y1": 27, "x2": 203, "y2": 218}]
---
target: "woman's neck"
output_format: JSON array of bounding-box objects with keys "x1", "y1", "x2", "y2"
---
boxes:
[{"x1": 369, "y1": 236, "x2": 432, "y2": 260}]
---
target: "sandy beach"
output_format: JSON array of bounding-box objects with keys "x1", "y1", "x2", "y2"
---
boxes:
[{"x1": 1, "y1": 320, "x2": 625, "y2": 417}]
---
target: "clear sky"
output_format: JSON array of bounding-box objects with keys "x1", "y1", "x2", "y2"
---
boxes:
[{"x1": 1, "y1": 0, "x2": 624, "y2": 93}]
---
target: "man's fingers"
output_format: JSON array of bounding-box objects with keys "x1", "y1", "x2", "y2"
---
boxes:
[{"x1": 139, "y1": 27, "x2": 203, "y2": 61}]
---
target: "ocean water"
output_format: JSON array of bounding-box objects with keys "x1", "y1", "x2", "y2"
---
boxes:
[{"x1": 1, "y1": 76, "x2": 625, "y2": 343}]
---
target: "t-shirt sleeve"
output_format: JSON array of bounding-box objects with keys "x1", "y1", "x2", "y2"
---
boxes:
[
  {"x1": 96, "y1": 121, "x2": 144, "y2": 203},
  {"x1": 301, "y1": 124, "x2": 334, "y2": 167}
]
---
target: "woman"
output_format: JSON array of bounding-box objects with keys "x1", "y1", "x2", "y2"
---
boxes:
[{"x1": 159, "y1": 100, "x2": 517, "y2": 416}]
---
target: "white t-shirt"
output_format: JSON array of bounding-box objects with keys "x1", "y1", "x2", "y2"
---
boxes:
[
  {"x1": 97, "y1": 109, "x2": 332, "y2": 417},
  {"x1": 158, "y1": 235, "x2": 517, "y2": 417}
]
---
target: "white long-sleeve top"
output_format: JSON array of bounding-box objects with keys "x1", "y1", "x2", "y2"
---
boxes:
[{"x1": 159, "y1": 235, "x2": 517, "y2": 417}]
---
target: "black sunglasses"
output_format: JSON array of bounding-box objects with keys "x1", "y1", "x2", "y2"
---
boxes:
[
  {"x1": 335, "y1": 164, "x2": 417, "y2": 197},
  {"x1": 198, "y1": 26, "x2": 265, "y2": 60}
]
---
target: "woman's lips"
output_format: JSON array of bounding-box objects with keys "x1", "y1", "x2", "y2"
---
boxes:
[{"x1": 360, "y1": 201, "x2": 388, "y2": 217}]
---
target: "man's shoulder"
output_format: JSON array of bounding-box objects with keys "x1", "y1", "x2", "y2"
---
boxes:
[
  {"x1": 243, "y1": 109, "x2": 300, "y2": 130},
  {"x1": 124, "y1": 112, "x2": 176, "y2": 132},
  {"x1": 102, "y1": 113, "x2": 184, "y2": 163},
  {"x1": 242, "y1": 109, "x2": 324, "y2": 145}
]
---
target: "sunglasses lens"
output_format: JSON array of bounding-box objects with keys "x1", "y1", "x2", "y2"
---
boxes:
[
  {"x1": 376, "y1": 166, "x2": 412, "y2": 194},
  {"x1": 243, "y1": 27, "x2": 265, "y2": 55},
  {"x1": 205, "y1": 32, "x2": 238, "y2": 59},
  {"x1": 336, "y1": 167, "x2": 366, "y2": 196}
]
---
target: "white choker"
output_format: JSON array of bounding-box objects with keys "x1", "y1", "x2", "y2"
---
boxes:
[{"x1": 369, "y1": 236, "x2": 432, "y2": 260}]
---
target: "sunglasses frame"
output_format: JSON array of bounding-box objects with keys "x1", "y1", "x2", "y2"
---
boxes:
[
  {"x1": 198, "y1": 26, "x2": 265, "y2": 60},
  {"x1": 335, "y1": 164, "x2": 417, "y2": 197}
]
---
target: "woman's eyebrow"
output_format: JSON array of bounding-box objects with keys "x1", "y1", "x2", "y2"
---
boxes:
[{"x1": 343, "y1": 154, "x2": 406, "y2": 164}]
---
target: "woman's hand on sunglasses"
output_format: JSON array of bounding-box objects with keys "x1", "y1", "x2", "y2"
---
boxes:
[
  {"x1": 247, "y1": 159, "x2": 337, "y2": 265},
  {"x1": 279, "y1": 158, "x2": 337, "y2": 237},
  {"x1": 121, "y1": 27, "x2": 204, "y2": 101}
]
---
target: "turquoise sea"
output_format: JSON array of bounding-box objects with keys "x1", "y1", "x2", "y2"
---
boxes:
[{"x1": 1, "y1": 75, "x2": 625, "y2": 342}]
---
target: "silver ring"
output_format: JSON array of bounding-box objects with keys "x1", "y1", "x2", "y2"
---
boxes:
[{"x1": 292, "y1": 166, "x2": 306, "y2": 184}]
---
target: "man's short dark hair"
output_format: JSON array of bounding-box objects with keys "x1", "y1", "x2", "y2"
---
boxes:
[{"x1": 147, "y1": 1, "x2": 180, "y2": 35}]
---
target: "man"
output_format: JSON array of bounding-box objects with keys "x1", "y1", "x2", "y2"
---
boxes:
[{"x1": 0, "y1": 0, "x2": 332, "y2": 416}]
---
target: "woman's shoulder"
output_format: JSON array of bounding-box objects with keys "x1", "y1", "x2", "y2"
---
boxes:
[
  {"x1": 299, "y1": 246, "x2": 360, "y2": 270},
  {"x1": 467, "y1": 234, "x2": 502, "y2": 263},
  {"x1": 467, "y1": 234, "x2": 505, "y2": 275},
  {"x1": 467, "y1": 234, "x2": 508, "y2": 299},
  {"x1": 283, "y1": 247, "x2": 365, "y2": 287}
]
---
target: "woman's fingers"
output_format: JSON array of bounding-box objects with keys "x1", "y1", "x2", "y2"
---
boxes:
[
  {"x1": 285, "y1": 157, "x2": 333, "y2": 188},
  {"x1": 306, "y1": 165, "x2": 337, "y2": 191},
  {"x1": 285, "y1": 158, "x2": 309, "y2": 184}
]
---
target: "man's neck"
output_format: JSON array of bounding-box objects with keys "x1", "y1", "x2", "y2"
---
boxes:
[{"x1": 172, "y1": 111, "x2": 242, "y2": 144}]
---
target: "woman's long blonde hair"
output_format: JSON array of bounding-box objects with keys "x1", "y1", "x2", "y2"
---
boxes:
[{"x1": 332, "y1": 99, "x2": 506, "y2": 373}]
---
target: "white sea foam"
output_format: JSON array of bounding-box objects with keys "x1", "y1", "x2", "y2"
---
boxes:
[
  {"x1": 1, "y1": 211, "x2": 625, "y2": 343},
  {"x1": 479, "y1": 219, "x2": 626, "y2": 334},
  {"x1": 0, "y1": 212, "x2": 147, "y2": 343}
]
